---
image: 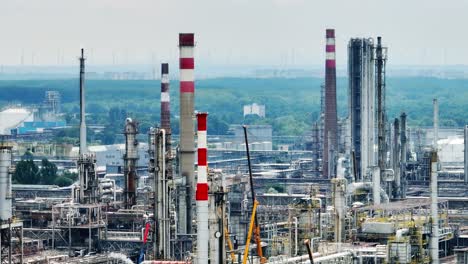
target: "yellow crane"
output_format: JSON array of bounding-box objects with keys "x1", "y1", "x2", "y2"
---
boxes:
[
  {"x1": 243, "y1": 126, "x2": 266, "y2": 264},
  {"x1": 242, "y1": 200, "x2": 259, "y2": 264},
  {"x1": 225, "y1": 226, "x2": 236, "y2": 263}
]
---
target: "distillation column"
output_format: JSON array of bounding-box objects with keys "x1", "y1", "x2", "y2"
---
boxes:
[
  {"x1": 375, "y1": 37, "x2": 388, "y2": 200},
  {"x1": 124, "y1": 118, "x2": 139, "y2": 208},
  {"x1": 179, "y1": 33, "x2": 196, "y2": 235},
  {"x1": 196, "y1": 113, "x2": 209, "y2": 264},
  {"x1": 323, "y1": 29, "x2": 338, "y2": 178}
]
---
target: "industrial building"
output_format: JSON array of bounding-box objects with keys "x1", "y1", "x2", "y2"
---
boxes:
[{"x1": 0, "y1": 29, "x2": 467, "y2": 264}]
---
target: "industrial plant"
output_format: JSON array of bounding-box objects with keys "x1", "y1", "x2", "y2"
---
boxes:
[{"x1": 1, "y1": 29, "x2": 468, "y2": 264}]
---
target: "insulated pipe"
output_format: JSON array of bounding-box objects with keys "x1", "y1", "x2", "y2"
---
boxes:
[
  {"x1": 179, "y1": 33, "x2": 195, "y2": 234},
  {"x1": 372, "y1": 167, "x2": 381, "y2": 205},
  {"x1": 292, "y1": 217, "x2": 298, "y2": 256},
  {"x1": 79, "y1": 49, "x2": 87, "y2": 155},
  {"x1": 196, "y1": 113, "x2": 209, "y2": 264},
  {"x1": 347, "y1": 182, "x2": 389, "y2": 204},
  {"x1": 323, "y1": 29, "x2": 338, "y2": 179},
  {"x1": 430, "y1": 151, "x2": 439, "y2": 263}
]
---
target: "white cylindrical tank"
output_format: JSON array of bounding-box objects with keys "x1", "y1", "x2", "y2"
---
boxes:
[{"x1": 0, "y1": 146, "x2": 12, "y2": 220}]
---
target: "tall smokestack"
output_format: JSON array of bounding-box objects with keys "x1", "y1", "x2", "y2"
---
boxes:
[
  {"x1": 179, "y1": 33, "x2": 195, "y2": 234},
  {"x1": 429, "y1": 151, "x2": 439, "y2": 263},
  {"x1": 400, "y1": 112, "x2": 407, "y2": 198},
  {"x1": 323, "y1": 29, "x2": 338, "y2": 178},
  {"x1": 433, "y1": 98, "x2": 439, "y2": 149},
  {"x1": 79, "y1": 49, "x2": 87, "y2": 155},
  {"x1": 393, "y1": 118, "x2": 400, "y2": 199},
  {"x1": 161, "y1": 63, "x2": 171, "y2": 132},
  {"x1": 161, "y1": 62, "x2": 173, "y2": 181},
  {"x1": 196, "y1": 112, "x2": 209, "y2": 264}
]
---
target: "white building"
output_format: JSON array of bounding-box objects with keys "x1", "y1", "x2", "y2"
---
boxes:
[
  {"x1": 243, "y1": 103, "x2": 266, "y2": 118},
  {"x1": 438, "y1": 137, "x2": 464, "y2": 164},
  {"x1": 70, "y1": 143, "x2": 149, "y2": 169}
]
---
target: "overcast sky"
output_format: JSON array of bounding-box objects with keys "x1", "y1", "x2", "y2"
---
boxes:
[{"x1": 1, "y1": 0, "x2": 467, "y2": 67}]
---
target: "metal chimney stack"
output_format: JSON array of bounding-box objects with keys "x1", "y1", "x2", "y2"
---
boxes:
[
  {"x1": 393, "y1": 118, "x2": 401, "y2": 199},
  {"x1": 429, "y1": 151, "x2": 439, "y2": 263},
  {"x1": 179, "y1": 33, "x2": 195, "y2": 234},
  {"x1": 400, "y1": 112, "x2": 407, "y2": 198},
  {"x1": 433, "y1": 99, "x2": 439, "y2": 149},
  {"x1": 79, "y1": 48, "x2": 87, "y2": 155},
  {"x1": 160, "y1": 63, "x2": 173, "y2": 181},
  {"x1": 196, "y1": 113, "x2": 209, "y2": 264},
  {"x1": 323, "y1": 29, "x2": 338, "y2": 178},
  {"x1": 161, "y1": 63, "x2": 171, "y2": 133}
]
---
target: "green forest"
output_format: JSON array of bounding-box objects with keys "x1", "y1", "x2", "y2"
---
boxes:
[{"x1": 0, "y1": 77, "x2": 466, "y2": 143}]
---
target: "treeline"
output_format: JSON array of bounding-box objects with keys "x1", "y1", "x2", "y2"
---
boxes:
[
  {"x1": 0, "y1": 77, "x2": 467, "y2": 138},
  {"x1": 13, "y1": 152, "x2": 77, "y2": 187}
]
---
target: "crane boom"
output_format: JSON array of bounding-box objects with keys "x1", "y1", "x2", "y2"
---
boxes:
[{"x1": 243, "y1": 125, "x2": 266, "y2": 263}]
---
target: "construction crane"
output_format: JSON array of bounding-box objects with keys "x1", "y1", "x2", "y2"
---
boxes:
[
  {"x1": 224, "y1": 226, "x2": 236, "y2": 263},
  {"x1": 243, "y1": 125, "x2": 267, "y2": 264},
  {"x1": 242, "y1": 200, "x2": 259, "y2": 264}
]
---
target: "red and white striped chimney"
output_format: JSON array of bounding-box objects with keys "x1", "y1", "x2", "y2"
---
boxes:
[
  {"x1": 161, "y1": 63, "x2": 171, "y2": 132},
  {"x1": 196, "y1": 112, "x2": 209, "y2": 264},
  {"x1": 179, "y1": 33, "x2": 196, "y2": 234},
  {"x1": 323, "y1": 28, "x2": 338, "y2": 178}
]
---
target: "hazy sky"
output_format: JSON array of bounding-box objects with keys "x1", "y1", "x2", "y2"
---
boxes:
[{"x1": 1, "y1": 0, "x2": 467, "y2": 66}]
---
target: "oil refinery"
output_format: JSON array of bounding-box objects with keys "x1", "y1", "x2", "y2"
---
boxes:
[{"x1": 0, "y1": 27, "x2": 468, "y2": 264}]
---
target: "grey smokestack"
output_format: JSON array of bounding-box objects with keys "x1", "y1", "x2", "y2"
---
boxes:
[
  {"x1": 433, "y1": 98, "x2": 439, "y2": 149},
  {"x1": 179, "y1": 33, "x2": 195, "y2": 234},
  {"x1": 79, "y1": 49, "x2": 87, "y2": 155},
  {"x1": 393, "y1": 118, "x2": 400, "y2": 199},
  {"x1": 400, "y1": 112, "x2": 407, "y2": 198}
]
